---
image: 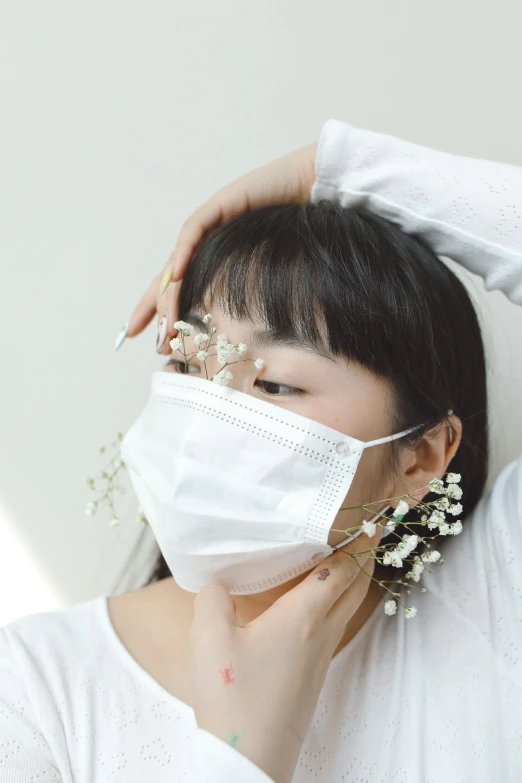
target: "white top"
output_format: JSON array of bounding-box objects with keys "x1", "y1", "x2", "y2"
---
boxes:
[{"x1": 1, "y1": 119, "x2": 521, "y2": 782}]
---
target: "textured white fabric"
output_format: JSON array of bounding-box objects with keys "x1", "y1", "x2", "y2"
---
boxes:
[{"x1": 1, "y1": 118, "x2": 521, "y2": 781}]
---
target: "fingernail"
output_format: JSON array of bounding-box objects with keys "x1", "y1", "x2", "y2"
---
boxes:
[
  {"x1": 114, "y1": 323, "x2": 129, "y2": 351},
  {"x1": 159, "y1": 264, "x2": 173, "y2": 295},
  {"x1": 156, "y1": 315, "x2": 168, "y2": 352}
]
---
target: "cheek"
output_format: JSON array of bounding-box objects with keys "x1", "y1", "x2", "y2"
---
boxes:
[{"x1": 326, "y1": 449, "x2": 393, "y2": 547}]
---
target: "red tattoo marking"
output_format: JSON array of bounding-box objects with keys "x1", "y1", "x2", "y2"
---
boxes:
[
  {"x1": 218, "y1": 661, "x2": 235, "y2": 686},
  {"x1": 316, "y1": 568, "x2": 331, "y2": 580}
]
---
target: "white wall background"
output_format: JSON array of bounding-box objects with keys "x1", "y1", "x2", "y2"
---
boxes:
[{"x1": 1, "y1": 1, "x2": 521, "y2": 623}]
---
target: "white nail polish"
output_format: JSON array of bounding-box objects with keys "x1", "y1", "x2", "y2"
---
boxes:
[{"x1": 114, "y1": 323, "x2": 129, "y2": 351}]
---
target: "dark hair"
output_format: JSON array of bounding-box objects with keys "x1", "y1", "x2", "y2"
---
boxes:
[{"x1": 144, "y1": 200, "x2": 488, "y2": 588}]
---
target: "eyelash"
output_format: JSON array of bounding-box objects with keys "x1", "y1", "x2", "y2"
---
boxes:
[{"x1": 165, "y1": 359, "x2": 304, "y2": 397}]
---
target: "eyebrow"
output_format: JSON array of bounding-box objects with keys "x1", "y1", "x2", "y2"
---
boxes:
[{"x1": 182, "y1": 312, "x2": 332, "y2": 358}]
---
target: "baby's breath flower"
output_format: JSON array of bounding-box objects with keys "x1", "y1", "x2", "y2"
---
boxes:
[
  {"x1": 421, "y1": 514, "x2": 428, "y2": 522},
  {"x1": 404, "y1": 606, "x2": 417, "y2": 619},
  {"x1": 202, "y1": 314, "x2": 212, "y2": 324},
  {"x1": 194, "y1": 333, "x2": 209, "y2": 346},
  {"x1": 434, "y1": 496, "x2": 450, "y2": 511},
  {"x1": 385, "y1": 519, "x2": 397, "y2": 533},
  {"x1": 170, "y1": 337, "x2": 183, "y2": 351},
  {"x1": 361, "y1": 519, "x2": 377, "y2": 536},
  {"x1": 421, "y1": 550, "x2": 441, "y2": 563},
  {"x1": 438, "y1": 521, "x2": 451, "y2": 535},
  {"x1": 393, "y1": 499, "x2": 409, "y2": 518},
  {"x1": 450, "y1": 520, "x2": 463, "y2": 535},
  {"x1": 446, "y1": 472, "x2": 461, "y2": 484},
  {"x1": 446, "y1": 483, "x2": 463, "y2": 500},
  {"x1": 173, "y1": 320, "x2": 194, "y2": 336},
  {"x1": 226, "y1": 343, "x2": 235, "y2": 354},
  {"x1": 429, "y1": 478, "x2": 445, "y2": 494},
  {"x1": 382, "y1": 549, "x2": 403, "y2": 568},
  {"x1": 405, "y1": 559, "x2": 425, "y2": 582},
  {"x1": 109, "y1": 517, "x2": 121, "y2": 527},
  {"x1": 384, "y1": 600, "x2": 397, "y2": 616},
  {"x1": 448, "y1": 502, "x2": 463, "y2": 516},
  {"x1": 136, "y1": 506, "x2": 147, "y2": 525},
  {"x1": 197, "y1": 350, "x2": 209, "y2": 362},
  {"x1": 85, "y1": 501, "x2": 96, "y2": 516},
  {"x1": 213, "y1": 368, "x2": 233, "y2": 386},
  {"x1": 236, "y1": 343, "x2": 248, "y2": 354},
  {"x1": 429, "y1": 510, "x2": 445, "y2": 525},
  {"x1": 217, "y1": 349, "x2": 229, "y2": 364},
  {"x1": 86, "y1": 477, "x2": 94, "y2": 487},
  {"x1": 254, "y1": 358, "x2": 264, "y2": 369},
  {"x1": 216, "y1": 333, "x2": 228, "y2": 346}
]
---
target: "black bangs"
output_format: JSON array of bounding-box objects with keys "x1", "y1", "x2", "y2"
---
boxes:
[{"x1": 178, "y1": 201, "x2": 458, "y2": 387}]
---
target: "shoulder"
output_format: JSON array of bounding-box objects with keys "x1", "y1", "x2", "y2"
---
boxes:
[{"x1": 1, "y1": 595, "x2": 107, "y2": 670}]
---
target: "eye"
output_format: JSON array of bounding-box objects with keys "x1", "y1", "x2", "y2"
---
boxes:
[
  {"x1": 255, "y1": 379, "x2": 304, "y2": 397},
  {"x1": 165, "y1": 358, "x2": 201, "y2": 375}
]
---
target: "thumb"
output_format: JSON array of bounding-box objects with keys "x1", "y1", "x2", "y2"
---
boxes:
[{"x1": 193, "y1": 584, "x2": 240, "y2": 629}]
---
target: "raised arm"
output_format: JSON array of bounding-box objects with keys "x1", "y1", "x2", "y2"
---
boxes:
[{"x1": 311, "y1": 118, "x2": 522, "y2": 305}]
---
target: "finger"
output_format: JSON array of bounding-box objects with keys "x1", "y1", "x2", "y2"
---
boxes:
[
  {"x1": 326, "y1": 549, "x2": 377, "y2": 631},
  {"x1": 127, "y1": 270, "x2": 163, "y2": 338},
  {"x1": 192, "y1": 585, "x2": 240, "y2": 631},
  {"x1": 281, "y1": 527, "x2": 382, "y2": 624},
  {"x1": 156, "y1": 279, "x2": 183, "y2": 355},
  {"x1": 169, "y1": 187, "x2": 249, "y2": 281}
]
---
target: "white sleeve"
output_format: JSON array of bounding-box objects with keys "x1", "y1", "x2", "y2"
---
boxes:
[
  {"x1": 0, "y1": 629, "x2": 61, "y2": 782},
  {"x1": 188, "y1": 728, "x2": 276, "y2": 782},
  {"x1": 310, "y1": 118, "x2": 522, "y2": 305}
]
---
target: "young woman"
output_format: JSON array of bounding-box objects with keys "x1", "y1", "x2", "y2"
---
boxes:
[{"x1": 1, "y1": 119, "x2": 521, "y2": 783}]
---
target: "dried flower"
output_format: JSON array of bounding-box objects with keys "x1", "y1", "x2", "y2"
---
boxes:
[
  {"x1": 213, "y1": 368, "x2": 233, "y2": 386},
  {"x1": 393, "y1": 499, "x2": 410, "y2": 518},
  {"x1": 446, "y1": 473, "x2": 461, "y2": 484},
  {"x1": 446, "y1": 483, "x2": 463, "y2": 500},
  {"x1": 428, "y1": 478, "x2": 445, "y2": 494},
  {"x1": 173, "y1": 320, "x2": 194, "y2": 336}
]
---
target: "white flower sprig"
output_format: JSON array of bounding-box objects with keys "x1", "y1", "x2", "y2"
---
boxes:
[
  {"x1": 169, "y1": 313, "x2": 264, "y2": 384},
  {"x1": 85, "y1": 313, "x2": 264, "y2": 527},
  {"x1": 330, "y1": 472, "x2": 463, "y2": 620},
  {"x1": 84, "y1": 432, "x2": 146, "y2": 527}
]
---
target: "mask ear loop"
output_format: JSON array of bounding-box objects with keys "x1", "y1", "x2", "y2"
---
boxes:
[{"x1": 448, "y1": 409, "x2": 454, "y2": 445}]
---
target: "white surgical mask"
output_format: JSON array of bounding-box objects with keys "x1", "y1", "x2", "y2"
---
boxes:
[{"x1": 120, "y1": 372, "x2": 421, "y2": 595}]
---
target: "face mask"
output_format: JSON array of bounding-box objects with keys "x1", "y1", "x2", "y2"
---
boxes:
[{"x1": 120, "y1": 372, "x2": 421, "y2": 595}]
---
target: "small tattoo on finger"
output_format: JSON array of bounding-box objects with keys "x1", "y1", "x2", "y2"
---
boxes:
[{"x1": 316, "y1": 568, "x2": 331, "y2": 580}]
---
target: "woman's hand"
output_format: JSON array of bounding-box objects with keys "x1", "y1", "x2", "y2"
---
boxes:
[
  {"x1": 189, "y1": 526, "x2": 382, "y2": 783},
  {"x1": 125, "y1": 142, "x2": 318, "y2": 354}
]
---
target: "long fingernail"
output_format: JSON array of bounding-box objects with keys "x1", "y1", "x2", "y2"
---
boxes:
[
  {"x1": 114, "y1": 322, "x2": 129, "y2": 351},
  {"x1": 159, "y1": 264, "x2": 173, "y2": 295},
  {"x1": 156, "y1": 315, "x2": 168, "y2": 352}
]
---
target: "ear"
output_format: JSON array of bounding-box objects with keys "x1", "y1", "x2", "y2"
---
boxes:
[{"x1": 390, "y1": 414, "x2": 463, "y2": 512}]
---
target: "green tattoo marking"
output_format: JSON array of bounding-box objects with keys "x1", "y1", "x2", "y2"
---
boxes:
[
  {"x1": 329, "y1": 557, "x2": 341, "y2": 569},
  {"x1": 228, "y1": 730, "x2": 243, "y2": 748}
]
